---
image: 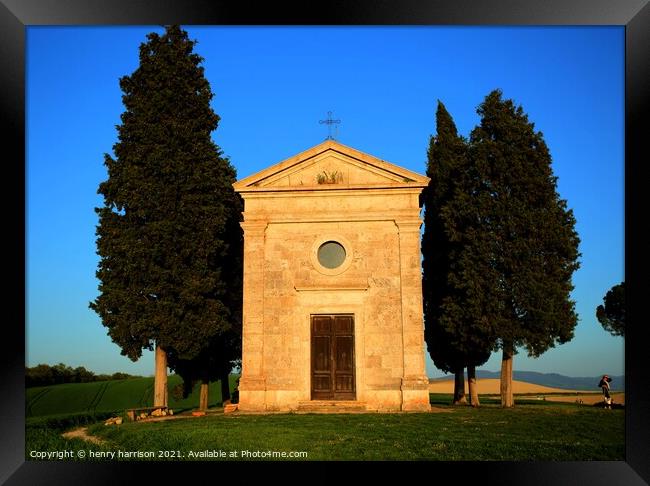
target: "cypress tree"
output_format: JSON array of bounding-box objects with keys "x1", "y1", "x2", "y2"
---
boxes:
[
  {"x1": 168, "y1": 330, "x2": 240, "y2": 411},
  {"x1": 90, "y1": 25, "x2": 243, "y2": 407},
  {"x1": 422, "y1": 101, "x2": 493, "y2": 406},
  {"x1": 596, "y1": 282, "x2": 625, "y2": 337},
  {"x1": 469, "y1": 89, "x2": 581, "y2": 407}
]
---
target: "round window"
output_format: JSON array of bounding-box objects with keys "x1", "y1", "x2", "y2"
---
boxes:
[{"x1": 317, "y1": 241, "x2": 346, "y2": 269}]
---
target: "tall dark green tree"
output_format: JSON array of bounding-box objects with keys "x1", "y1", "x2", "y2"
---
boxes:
[
  {"x1": 422, "y1": 101, "x2": 493, "y2": 406},
  {"x1": 596, "y1": 282, "x2": 625, "y2": 337},
  {"x1": 90, "y1": 25, "x2": 243, "y2": 407},
  {"x1": 468, "y1": 89, "x2": 581, "y2": 407},
  {"x1": 168, "y1": 329, "x2": 241, "y2": 411}
]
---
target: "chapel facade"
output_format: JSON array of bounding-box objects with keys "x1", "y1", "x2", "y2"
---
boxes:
[{"x1": 232, "y1": 140, "x2": 431, "y2": 412}]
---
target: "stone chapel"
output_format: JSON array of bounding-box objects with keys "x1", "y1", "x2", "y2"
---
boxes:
[{"x1": 232, "y1": 140, "x2": 431, "y2": 412}]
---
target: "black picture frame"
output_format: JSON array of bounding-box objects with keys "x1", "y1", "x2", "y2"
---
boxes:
[{"x1": 3, "y1": 1, "x2": 647, "y2": 484}]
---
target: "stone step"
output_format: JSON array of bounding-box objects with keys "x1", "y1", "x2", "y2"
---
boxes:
[
  {"x1": 296, "y1": 400, "x2": 368, "y2": 413},
  {"x1": 224, "y1": 403, "x2": 239, "y2": 414}
]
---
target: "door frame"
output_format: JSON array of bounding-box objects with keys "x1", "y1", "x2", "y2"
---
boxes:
[{"x1": 310, "y1": 313, "x2": 356, "y2": 400}]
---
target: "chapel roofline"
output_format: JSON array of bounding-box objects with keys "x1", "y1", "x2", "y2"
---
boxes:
[{"x1": 233, "y1": 139, "x2": 430, "y2": 192}]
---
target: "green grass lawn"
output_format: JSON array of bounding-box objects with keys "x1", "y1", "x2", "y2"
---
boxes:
[
  {"x1": 26, "y1": 375, "x2": 238, "y2": 418},
  {"x1": 25, "y1": 398, "x2": 624, "y2": 461}
]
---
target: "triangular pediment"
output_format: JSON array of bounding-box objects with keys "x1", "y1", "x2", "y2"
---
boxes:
[{"x1": 233, "y1": 140, "x2": 429, "y2": 192}]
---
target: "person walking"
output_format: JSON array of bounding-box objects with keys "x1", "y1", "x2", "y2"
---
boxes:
[{"x1": 599, "y1": 374, "x2": 613, "y2": 409}]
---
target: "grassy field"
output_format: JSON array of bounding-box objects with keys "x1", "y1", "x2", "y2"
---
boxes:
[
  {"x1": 26, "y1": 374, "x2": 238, "y2": 418},
  {"x1": 25, "y1": 393, "x2": 624, "y2": 461},
  {"x1": 27, "y1": 412, "x2": 118, "y2": 458}
]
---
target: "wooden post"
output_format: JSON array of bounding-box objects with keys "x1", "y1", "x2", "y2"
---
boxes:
[{"x1": 154, "y1": 343, "x2": 168, "y2": 408}]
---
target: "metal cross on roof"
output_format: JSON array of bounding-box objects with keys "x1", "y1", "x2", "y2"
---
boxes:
[{"x1": 319, "y1": 111, "x2": 341, "y2": 140}]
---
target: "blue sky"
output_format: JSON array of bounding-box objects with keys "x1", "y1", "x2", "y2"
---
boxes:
[{"x1": 26, "y1": 26, "x2": 624, "y2": 378}]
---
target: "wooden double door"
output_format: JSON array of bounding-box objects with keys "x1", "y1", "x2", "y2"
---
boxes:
[{"x1": 311, "y1": 314, "x2": 356, "y2": 400}]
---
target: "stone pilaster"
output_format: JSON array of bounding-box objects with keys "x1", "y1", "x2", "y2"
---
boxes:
[
  {"x1": 237, "y1": 220, "x2": 268, "y2": 411},
  {"x1": 396, "y1": 219, "x2": 431, "y2": 412}
]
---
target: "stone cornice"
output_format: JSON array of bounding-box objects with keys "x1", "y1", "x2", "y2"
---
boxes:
[
  {"x1": 233, "y1": 140, "x2": 429, "y2": 192},
  {"x1": 237, "y1": 185, "x2": 427, "y2": 199},
  {"x1": 239, "y1": 220, "x2": 268, "y2": 233},
  {"x1": 236, "y1": 183, "x2": 429, "y2": 195},
  {"x1": 294, "y1": 273, "x2": 370, "y2": 292},
  {"x1": 258, "y1": 212, "x2": 419, "y2": 224},
  {"x1": 294, "y1": 284, "x2": 369, "y2": 292},
  {"x1": 395, "y1": 219, "x2": 424, "y2": 233}
]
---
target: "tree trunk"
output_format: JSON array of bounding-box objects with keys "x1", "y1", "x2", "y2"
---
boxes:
[
  {"x1": 220, "y1": 369, "x2": 231, "y2": 405},
  {"x1": 154, "y1": 343, "x2": 168, "y2": 408},
  {"x1": 467, "y1": 364, "x2": 480, "y2": 407},
  {"x1": 500, "y1": 345, "x2": 514, "y2": 408},
  {"x1": 452, "y1": 367, "x2": 467, "y2": 405},
  {"x1": 199, "y1": 377, "x2": 209, "y2": 411}
]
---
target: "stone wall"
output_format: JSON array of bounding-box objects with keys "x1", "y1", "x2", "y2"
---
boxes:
[{"x1": 235, "y1": 142, "x2": 431, "y2": 412}]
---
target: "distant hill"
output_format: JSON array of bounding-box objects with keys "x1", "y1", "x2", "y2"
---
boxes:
[{"x1": 431, "y1": 371, "x2": 624, "y2": 391}]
